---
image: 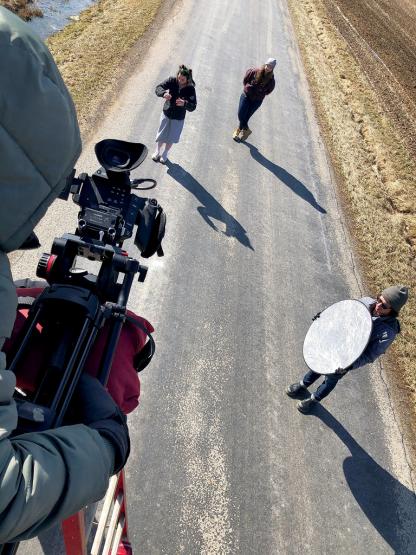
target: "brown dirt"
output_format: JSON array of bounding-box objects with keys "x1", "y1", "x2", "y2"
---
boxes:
[
  {"x1": 0, "y1": 0, "x2": 42, "y2": 20},
  {"x1": 287, "y1": 0, "x2": 416, "y2": 441}
]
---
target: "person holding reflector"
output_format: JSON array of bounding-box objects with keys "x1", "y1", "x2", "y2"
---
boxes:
[{"x1": 286, "y1": 285, "x2": 409, "y2": 414}]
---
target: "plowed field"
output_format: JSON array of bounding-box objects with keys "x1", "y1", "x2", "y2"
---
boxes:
[{"x1": 322, "y1": 0, "x2": 416, "y2": 156}]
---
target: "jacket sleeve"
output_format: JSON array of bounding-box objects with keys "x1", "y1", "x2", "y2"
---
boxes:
[
  {"x1": 185, "y1": 88, "x2": 197, "y2": 112},
  {"x1": 265, "y1": 78, "x2": 275, "y2": 95},
  {"x1": 0, "y1": 365, "x2": 115, "y2": 544},
  {"x1": 155, "y1": 77, "x2": 173, "y2": 97},
  {"x1": 243, "y1": 68, "x2": 256, "y2": 85},
  {"x1": 350, "y1": 327, "x2": 396, "y2": 370},
  {"x1": 243, "y1": 69, "x2": 258, "y2": 97}
]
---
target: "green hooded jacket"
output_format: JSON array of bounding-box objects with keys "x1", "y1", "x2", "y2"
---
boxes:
[{"x1": 0, "y1": 7, "x2": 114, "y2": 543}]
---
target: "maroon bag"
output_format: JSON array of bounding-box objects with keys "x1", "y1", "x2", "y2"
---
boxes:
[{"x1": 3, "y1": 287, "x2": 154, "y2": 414}]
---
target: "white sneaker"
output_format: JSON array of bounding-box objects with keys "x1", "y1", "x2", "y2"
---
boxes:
[
  {"x1": 159, "y1": 154, "x2": 168, "y2": 164},
  {"x1": 232, "y1": 127, "x2": 241, "y2": 141},
  {"x1": 151, "y1": 152, "x2": 160, "y2": 162}
]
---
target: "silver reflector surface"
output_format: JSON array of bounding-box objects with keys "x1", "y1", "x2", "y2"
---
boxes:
[{"x1": 303, "y1": 299, "x2": 373, "y2": 375}]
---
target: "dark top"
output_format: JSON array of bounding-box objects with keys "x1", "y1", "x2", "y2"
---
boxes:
[
  {"x1": 350, "y1": 297, "x2": 400, "y2": 370},
  {"x1": 155, "y1": 76, "x2": 197, "y2": 120},
  {"x1": 243, "y1": 68, "x2": 275, "y2": 102}
]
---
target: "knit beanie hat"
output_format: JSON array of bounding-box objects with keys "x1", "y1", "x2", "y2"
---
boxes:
[
  {"x1": 265, "y1": 57, "x2": 277, "y2": 68},
  {"x1": 381, "y1": 285, "x2": 409, "y2": 312}
]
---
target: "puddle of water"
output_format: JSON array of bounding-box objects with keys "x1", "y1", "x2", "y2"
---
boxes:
[{"x1": 28, "y1": 0, "x2": 97, "y2": 39}]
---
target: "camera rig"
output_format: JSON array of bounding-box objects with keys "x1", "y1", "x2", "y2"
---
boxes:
[{"x1": 10, "y1": 139, "x2": 165, "y2": 433}]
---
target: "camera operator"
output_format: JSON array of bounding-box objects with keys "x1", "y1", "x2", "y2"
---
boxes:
[{"x1": 0, "y1": 7, "x2": 129, "y2": 544}]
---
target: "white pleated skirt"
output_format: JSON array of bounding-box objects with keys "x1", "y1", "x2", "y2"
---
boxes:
[{"x1": 155, "y1": 113, "x2": 185, "y2": 143}]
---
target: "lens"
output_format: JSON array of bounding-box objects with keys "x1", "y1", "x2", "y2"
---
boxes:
[{"x1": 106, "y1": 148, "x2": 130, "y2": 168}]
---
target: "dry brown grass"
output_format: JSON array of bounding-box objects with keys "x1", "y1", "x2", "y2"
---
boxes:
[
  {"x1": 287, "y1": 0, "x2": 416, "y2": 404},
  {"x1": 0, "y1": 0, "x2": 42, "y2": 20},
  {"x1": 46, "y1": 0, "x2": 164, "y2": 132}
]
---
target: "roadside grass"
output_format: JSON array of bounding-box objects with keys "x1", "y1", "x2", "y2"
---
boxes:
[
  {"x1": 287, "y1": 0, "x2": 416, "y2": 406},
  {"x1": 1, "y1": 0, "x2": 42, "y2": 20},
  {"x1": 46, "y1": 0, "x2": 163, "y2": 132}
]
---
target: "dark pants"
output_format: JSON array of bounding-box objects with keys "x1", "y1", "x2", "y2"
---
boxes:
[
  {"x1": 238, "y1": 93, "x2": 262, "y2": 130},
  {"x1": 302, "y1": 369, "x2": 346, "y2": 401}
]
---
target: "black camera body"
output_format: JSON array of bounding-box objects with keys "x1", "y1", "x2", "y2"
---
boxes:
[{"x1": 70, "y1": 139, "x2": 152, "y2": 246}]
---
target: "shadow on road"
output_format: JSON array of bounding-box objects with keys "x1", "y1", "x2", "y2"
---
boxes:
[
  {"x1": 241, "y1": 142, "x2": 326, "y2": 214},
  {"x1": 312, "y1": 405, "x2": 416, "y2": 554},
  {"x1": 166, "y1": 161, "x2": 254, "y2": 251}
]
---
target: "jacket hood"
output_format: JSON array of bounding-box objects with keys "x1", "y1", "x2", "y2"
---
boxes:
[{"x1": 0, "y1": 7, "x2": 81, "y2": 253}]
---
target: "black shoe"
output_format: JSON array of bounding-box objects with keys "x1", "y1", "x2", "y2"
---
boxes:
[
  {"x1": 297, "y1": 397, "x2": 318, "y2": 414},
  {"x1": 286, "y1": 382, "x2": 307, "y2": 398}
]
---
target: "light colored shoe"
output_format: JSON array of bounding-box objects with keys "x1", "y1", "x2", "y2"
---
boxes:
[
  {"x1": 159, "y1": 155, "x2": 168, "y2": 164},
  {"x1": 151, "y1": 152, "x2": 160, "y2": 162},
  {"x1": 232, "y1": 127, "x2": 241, "y2": 141},
  {"x1": 240, "y1": 128, "x2": 252, "y2": 141}
]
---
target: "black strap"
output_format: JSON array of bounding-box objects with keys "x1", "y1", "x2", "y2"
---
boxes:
[{"x1": 124, "y1": 314, "x2": 155, "y2": 372}]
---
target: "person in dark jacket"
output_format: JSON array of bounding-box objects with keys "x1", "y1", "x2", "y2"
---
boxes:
[
  {"x1": 0, "y1": 7, "x2": 129, "y2": 544},
  {"x1": 233, "y1": 58, "x2": 276, "y2": 142},
  {"x1": 152, "y1": 64, "x2": 197, "y2": 163},
  {"x1": 286, "y1": 285, "x2": 409, "y2": 413}
]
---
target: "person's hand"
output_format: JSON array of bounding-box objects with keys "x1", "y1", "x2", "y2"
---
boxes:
[
  {"x1": 163, "y1": 90, "x2": 172, "y2": 100},
  {"x1": 335, "y1": 367, "x2": 348, "y2": 376},
  {"x1": 312, "y1": 312, "x2": 321, "y2": 321},
  {"x1": 67, "y1": 375, "x2": 130, "y2": 474},
  {"x1": 175, "y1": 98, "x2": 185, "y2": 106}
]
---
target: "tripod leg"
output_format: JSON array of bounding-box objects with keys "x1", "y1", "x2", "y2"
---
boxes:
[{"x1": 61, "y1": 511, "x2": 87, "y2": 555}]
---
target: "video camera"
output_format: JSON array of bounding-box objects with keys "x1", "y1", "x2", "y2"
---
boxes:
[
  {"x1": 10, "y1": 139, "x2": 165, "y2": 433},
  {"x1": 38, "y1": 138, "x2": 165, "y2": 300}
]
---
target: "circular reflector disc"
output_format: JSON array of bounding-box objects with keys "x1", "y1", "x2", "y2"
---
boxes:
[{"x1": 303, "y1": 299, "x2": 373, "y2": 375}]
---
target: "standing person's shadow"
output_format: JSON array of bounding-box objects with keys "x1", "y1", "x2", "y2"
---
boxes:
[
  {"x1": 312, "y1": 405, "x2": 416, "y2": 554},
  {"x1": 166, "y1": 161, "x2": 254, "y2": 251},
  {"x1": 241, "y1": 142, "x2": 326, "y2": 214}
]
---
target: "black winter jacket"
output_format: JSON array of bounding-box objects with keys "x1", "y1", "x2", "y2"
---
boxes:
[{"x1": 155, "y1": 76, "x2": 197, "y2": 120}]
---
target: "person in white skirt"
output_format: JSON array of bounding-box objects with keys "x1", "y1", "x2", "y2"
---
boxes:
[{"x1": 153, "y1": 65, "x2": 197, "y2": 163}]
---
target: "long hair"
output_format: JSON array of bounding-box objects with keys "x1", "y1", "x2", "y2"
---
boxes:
[
  {"x1": 177, "y1": 64, "x2": 195, "y2": 86},
  {"x1": 254, "y1": 65, "x2": 273, "y2": 86}
]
